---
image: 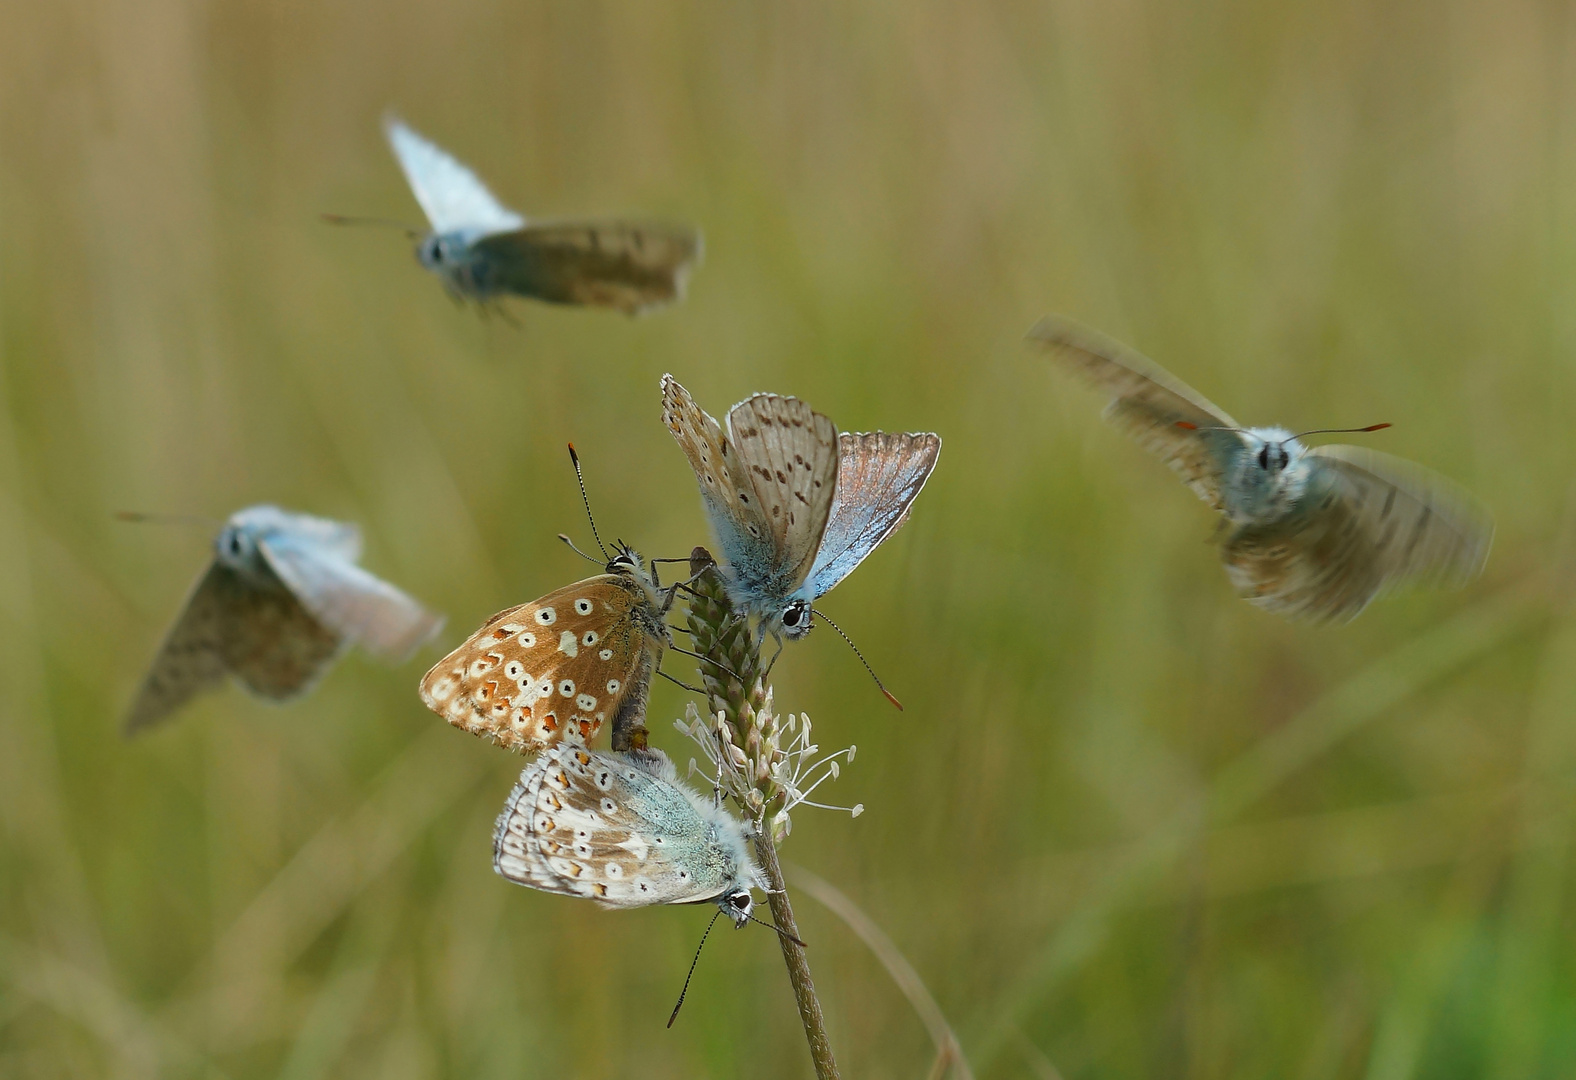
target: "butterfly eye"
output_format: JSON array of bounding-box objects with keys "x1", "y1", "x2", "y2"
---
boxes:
[
  {"x1": 729, "y1": 891, "x2": 751, "y2": 911},
  {"x1": 1256, "y1": 446, "x2": 1271, "y2": 470}
]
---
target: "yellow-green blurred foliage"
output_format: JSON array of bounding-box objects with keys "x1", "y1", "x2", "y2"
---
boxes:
[{"x1": 2, "y1": 0, "x2": 1573, "y2": 1077}]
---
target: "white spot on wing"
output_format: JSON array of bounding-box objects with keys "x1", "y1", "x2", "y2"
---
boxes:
[{"x1": 557, "y1": 630, "x2": 579, "y2": 657}]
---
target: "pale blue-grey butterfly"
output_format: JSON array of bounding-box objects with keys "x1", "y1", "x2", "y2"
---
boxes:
[
  {"x1": 494, "y1": 743, "x2": 764, "y2": 917},
  {"x1": 660, "y1": 375, "x2": 940, "y2": 699},
  {"x1": 1029, "y1": 315, "x2": 1494, "y2": 622},
  {"x1": 125, "y1": 505, "x2": 445, "y2": 733},
  {"x1": 364, "y1": 115, "x2": 702, "y2": 315},
  {"x1": 493, "y1": 743, "x2": 803, "y2": 1025}
]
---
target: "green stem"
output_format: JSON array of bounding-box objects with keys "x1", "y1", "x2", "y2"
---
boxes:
[{"x1": 684, "y1": 548, "x2": 840, "y2": 1080}]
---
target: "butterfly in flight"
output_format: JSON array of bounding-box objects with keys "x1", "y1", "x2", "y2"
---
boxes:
[
  {"x1": 124, "y1": 505, "x2": 445, "y2": 733},
  {"x1": 661, "y1": 375, "x2": 940, "y2": 701},
  {"x1": 357, "y1": 115, "x2": 701, "y2": 315},
  {"x1": 1029, "y1": 315, "x2": 1494, "y2": 622}
]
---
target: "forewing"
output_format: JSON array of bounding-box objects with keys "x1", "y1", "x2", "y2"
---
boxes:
[
  {"x1": 662, "y1": 375, "x2": 758, "y2": 561},
  {"x1": 473, "y1": 221, "x2": 701, "y2": 314},
  {"x1": 419, "y1": 576, "x2": 660, "y2": 754},
  {"x1": 1220, "y1": 446, "x2": 1493, "y2": 622},
  {"x1": 724, "y1": 393, "x2": 840, "y2": 591},
  {"x1": 124, "y1": 563, "x2": 232, "y2": 734},
  {"x1": 258, "y1": 535, "x2": 444, "y2": 662},
  {"x1": 1028, "y1": 314, "x2": 1243, "y2": 512},
  {"x1": 806, "y1": 431, "x2": 941, "y2": 599},
  {"x1": 383, "y1": 115, "x2": 525, "y2": 235},
  {"x1": 493, "y1": 747, "x2": 732, "y2": 908}
]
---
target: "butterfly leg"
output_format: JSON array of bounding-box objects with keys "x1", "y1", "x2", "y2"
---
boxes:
[
  {"x1": 761, "y1": 631, "x2": 785, "y2": 681},
  {"x1": 657, "y1": 668, "x2": 707, "y2": 695},
  {"x1": 491, "y1": 301, "x2": 522, "y2": 330},
  {"x1": 668, "y1": 643, "x2": 741, "y2": 681},
  {"x1": 657, "y1": 568, "x2": 713, "y2": 616}
]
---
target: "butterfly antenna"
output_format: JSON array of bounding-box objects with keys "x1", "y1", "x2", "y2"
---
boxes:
[
  {"x1": 1177, "y1": 420, "x2": 1393, "y2": 441},
  {"x1": 668, "y1": 908, "x2": 724, "y2": 1028},
  {"x1": 742, "y1": 909, "x2": 807, "y2": 948},
  {"x1": 320, "y1": 212, "x2": 422, "y2": 239},
  {"x1": 1173, "y1": 421, "x2": 1250, "y2": 434},
  {"x1": 566, "y1": 444, "x2": 611, "y2": 560},
  {"x1": 1289, "y1": 422, "x2": 1392, "y2": 440},
  {"x1": 114, "y1": 510, "x2": 222, "y2": 526},
  {"x1": 811, "y1": 609, "x2": 903, "y2": 711},
  {"x1": 557, "y1": 534, "x2": 602, "y2": 565}
]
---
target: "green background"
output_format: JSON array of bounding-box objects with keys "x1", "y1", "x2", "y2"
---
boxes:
[{"x1": 2, "y1": 0, "x2": 1571, "y2": 1077}]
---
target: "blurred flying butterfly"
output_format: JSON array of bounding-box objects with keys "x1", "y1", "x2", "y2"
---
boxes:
[
  {"x1": 420, "y1": 446, "x2": 695, "y2": 754},
  {"x1": 362, "y1": 115, "x2": 701, "y2": 315},
  {"x1": 124, "y1": 505, "x2": 445, "y2": 733},
  {"x1": 1028, "y1": 315, "x2": 1494, "y2": 622},
  {"x1": 660, "y1": 376, "x2": 941, "y2": 672}
]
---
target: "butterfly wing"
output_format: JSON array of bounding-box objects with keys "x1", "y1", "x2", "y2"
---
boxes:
[
  {"x1": 470, "y1": 221, "x2": 701, "y2": 314},
  {"x1": 217, "y1": 567, "x2": 346, "y2": 700},
  {"x1": 257, "y1": 534, "x2": 444, "y2": 663},
  {"x1": 661, "y1": 374, "x2": 737, "y2": 535},
  {"x1": 662, "y1": 377, "x2": 840, "y2": 609},
  {"x1": 493, "y1": 747, "x2": 747, "y2": 908},
  {"x1": 805, "y1": 431, "x2": 942, "y2": 599},
  {"x1": 1028, "y1": 315, "x2": 1244, "y2": 513},
  {"x1": 124, "y1": 563, "x2": 233, "y2": 734},
  {"x1": 1220, "y1": 446, "x2": 1493, "y2": 622},
  {"x1": 419, "y1": 574, "x2": 665, "y2": 754},
  {"x1": 383, "y1": 115, "x2": 525, "y2": 237},
  {"x1": 721, "y1": 393, "x2": 840, "y2": 601}
]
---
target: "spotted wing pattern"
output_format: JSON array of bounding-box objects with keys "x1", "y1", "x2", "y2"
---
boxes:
[
  {"x1": 661, "y1": 376, "x2": 839, "y2": 610},
  {"x1": 1221, "y1": 445, "x2": 1494, "y2": 622},
  {"x1": 806, "y1": 431, "x2": 942, "y2": 599},
  {"x1": 493, "y1": 746, "x2": 756, "y2": 908},
  {"x1": 384, "y1": 115, "x2": 524, "y2": 237},
  {"x1": 419, "y1": 572, "x2": 667, "y2": 754},
  {"x1": 259, "y1": 534, "x2": 445, "y2": 662},
  {"x1": 1028, "y1": 314, "x2": 1244, "y2": 513},
  {"x1": 125, "y1": 563, "x2": 344, "y2": 734},
  {"x1": 473, "y1": 222, "x2": 701, "y2": 314}
]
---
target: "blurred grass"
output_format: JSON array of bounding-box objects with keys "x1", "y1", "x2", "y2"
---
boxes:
[{"x1": 3, "y1": 0, "x2": 1575, "y2": 1077}]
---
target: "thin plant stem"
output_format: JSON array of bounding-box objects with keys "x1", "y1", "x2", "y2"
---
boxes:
[
  {"x1": 789, "y1": 862, "x2": 973, "y2": 1080},
  {"x1": 684, "y1": 547, "x2": 840, "y2": 1080},
  {"x1": 756, "y1": 834, "x2": 839, "y2": 1080}
]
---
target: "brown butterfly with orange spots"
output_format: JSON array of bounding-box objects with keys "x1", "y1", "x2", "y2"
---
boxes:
[
  {"x1": 420, "y1": 446, "x2": 714, "y2": 754},
  {"x1": 419, "y1": 542, "x2": 679, "y2": 753}
]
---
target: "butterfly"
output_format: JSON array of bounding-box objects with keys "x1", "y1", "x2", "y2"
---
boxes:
[
  {"x1": 125, "y1": 505, "x2": 446, "y2": 733},
  {"x1": 419, "y1": 544, "x2": 675, "y2": 755},
  {"x1": 493, "y1": 744, "x2": 764, "y2": 923},
  {"x1": 1028, "y1": 315, "x2": 1495, "y2": 622},
  {"x1": 660, "y1": 375, "x2": 941, "y2": 644},
  {"x1": 382, "y1": 115, "x2": 701, "y2": 315}
]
